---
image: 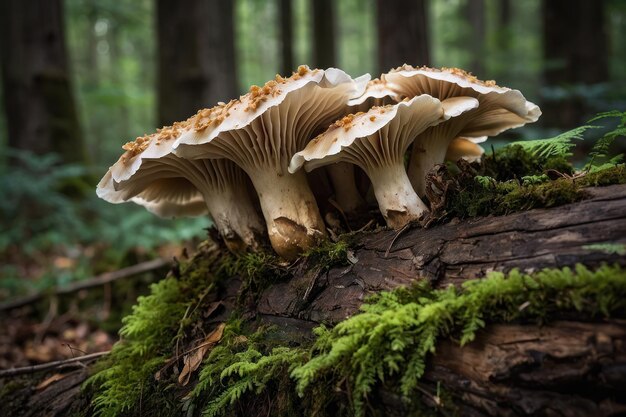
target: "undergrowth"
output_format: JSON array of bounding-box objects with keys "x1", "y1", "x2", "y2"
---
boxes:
[
  {"x1": 435, "y1": 110, "x2": 626, "y2": 219},
  {"x1": 190, "y1": 321, "x2": 308, "y2": 417},
  {"x1": 85, "y1": 251, "x2": 220, "y2": 417}
]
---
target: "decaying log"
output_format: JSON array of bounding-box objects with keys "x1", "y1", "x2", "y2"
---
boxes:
[
  {"x1": 5, "y1": 184, "x2": 626, "y2": 416},
  {"x1": 259, "y1": 183, "x2": 626, "y2": 324}
]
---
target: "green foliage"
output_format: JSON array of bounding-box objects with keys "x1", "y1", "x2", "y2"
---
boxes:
[
  {"x1": 291, "y1": 264, "x2": 626, "y2": 415},
  {"x1": 304, "y1": 239, "x2": 350, "y2": 270},
  {"x1": 583, "y1": 243, "x2": 626, "y2": 256},
  {"x1": 584, "y1": 110, "x2": 626, "y2": 170},
  {"x1": 0, "y1": 150, "x2": 208, "y2": 298},
  {"x1": 509, "y1": 125, "x2": 594, "y2": 160},
  {"x1": 192, "y1": 323, "x2": 307, "y2": 417},
  {"x1": 87, "y1": 259, "x2": 218, "y2": 417}
]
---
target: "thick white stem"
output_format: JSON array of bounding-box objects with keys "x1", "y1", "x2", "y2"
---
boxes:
[
  {"x1": 198, "y1": 184, "x2": 265, "y2": 253},
  {"x1": 408, "y1": 140, "x2": 449, "y2": 197},
  {"x1": 250, "y1": 170, "x2": 327, "y2": 260},
  {"x1": 326, "y1": 163, "x2": 367, "y2": 213},
  {"x1": 367, "y1": 163, "x2": 429, "y2": 229}
]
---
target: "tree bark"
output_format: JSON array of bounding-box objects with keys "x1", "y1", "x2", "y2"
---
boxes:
[
  {"x1": 10, "y1": 184, "x2": 626, "y2": 416},
  {"x1": 311, "y1": 0, "x2": 337, "y2": 69},
  {"x1": 542, "y1": 0, "x2": 609, "y2": 128},
  {"x1": 156, "y1": 0, "x2": 238, "y2": 126},
  {"x1": 376, "y1": 0, "x2": 430, "y2": 73},
  {"x1": 0, "y1": 0, "x2": 87, "y2": 164}
]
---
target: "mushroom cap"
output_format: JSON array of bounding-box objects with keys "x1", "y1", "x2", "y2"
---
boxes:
[
  {"x1": 382, "y1": 65, "x2": 541, "y2": 135},
  {"x1": 132, "y1": 195, "x2": 208, "y2": 218},
  {"x1": 173, "y1": 66, "x2": 367, "y2": 166},
  {"x1": 289, "y1": 94, "x2": 450, "y2": 173},
  {"x1": 348, "y1": 78, "x2": 400, "y2": 107},
  {"x1": 446, "y1": 137, "x2": 485, "y2": 163},
  {"x1": 97, "y1": 160, "x2": 207, "y2": 214}
]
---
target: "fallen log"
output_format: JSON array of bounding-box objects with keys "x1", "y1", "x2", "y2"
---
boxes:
[{"x1": 4, "y1": 184, "x2": 626, "y2": 417}]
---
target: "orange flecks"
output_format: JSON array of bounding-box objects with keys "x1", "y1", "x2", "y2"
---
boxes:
[
  {"x1": 369, "y1": 116, "x2": 376, "y2": 122},
  {"x1": 389, "y1": 64, "x2": 501, "y2": 88}
]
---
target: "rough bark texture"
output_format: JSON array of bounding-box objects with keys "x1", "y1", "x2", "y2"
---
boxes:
[
  {"x1": 376, "y1": 0, "x2": 430, "y2": 73},
  {"x1": 259, "y1": 183, "x2": 626, "y2": 324},
  {"x1": 0, "y1": 0, "x2": 86, "y2": 164},
  {"x1": 6, "y1": 184, "x2": 626, "y2": 416},
  {"x1": 156, "y1": 0, "x2": 238, "y2": 126}
]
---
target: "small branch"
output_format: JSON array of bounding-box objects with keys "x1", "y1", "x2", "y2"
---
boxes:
[
  {"x1": 0, "y1": 351, "x2": 110, "y2": 378},
  {"x1": 0, "y1": 258, "x2": 170, "y2": 312}
]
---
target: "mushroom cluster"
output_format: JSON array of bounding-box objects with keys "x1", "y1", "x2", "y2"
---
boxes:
[{"x1": 98, "y1": 65, "x2": 540, "y2": 260}]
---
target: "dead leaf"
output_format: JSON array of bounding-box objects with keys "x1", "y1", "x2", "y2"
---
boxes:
[
  {"x1": 205, "y1": 301, "x2": 222, "y2": 318},
  {"x1": 36, "y1": 373, "x2": 67, "y2": 390},
  {"x1": 178, "y1": 323, "x2": 225, "y2": 386}
]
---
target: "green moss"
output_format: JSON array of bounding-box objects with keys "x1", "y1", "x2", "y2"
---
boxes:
[
  {"x1": 303, "y1": 239, "x2": 350, "y2": 270},
  {"x1": 482, "y1": 144, "x2": 573, "y2": 181},
  {"x1": 191, "y1": 321, "x2": 308, "y2": 417},
  {"x1": 85, "y1": 247, "x2": 223, "y2": 417},
  {"x1": 291, "y1": 264, "x2": 626, "y2": 416},
  {"x1": 578, "y1": 164, "x2": 626, "y2": 187},
  {"x1": 443, "y1": 163, "x2": 626, "y2": 220}
]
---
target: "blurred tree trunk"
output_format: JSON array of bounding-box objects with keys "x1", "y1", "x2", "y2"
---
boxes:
[
  {"x1": 311, "y1": 0, "x2": 337, "y2": 68},
  {"x1": 495, "y1": 0, "x2": 511, "y2": 50},
  {"x1": 156, "y1": 0, "x2": 237, "y2": 126},
  {"x1": 542, "y1": 0, "x2": 609, "y2": 128},
  {"x1": 279, "y1": 0, "x2": 294, "y2": 75},
  {"x1": 0, "y1": 0, "x2": 87, "y2": 164},
  {"x1": 465, "y1": 0, "x2": 486, "y2": 76},
  {"x1": 376, "y1": 0, "x2": 430, "y2": 74}
]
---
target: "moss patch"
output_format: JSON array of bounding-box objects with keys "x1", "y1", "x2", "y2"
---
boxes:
[{"x1": 183, "y1": 264, "x2": 626, "y2": 417}]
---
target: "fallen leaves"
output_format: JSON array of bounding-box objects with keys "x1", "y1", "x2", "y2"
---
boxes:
[{"x1": 178, "y1": 323, "x2": 225, "y2": 386}]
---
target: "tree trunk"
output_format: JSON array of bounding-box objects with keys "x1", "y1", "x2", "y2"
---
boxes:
[
  {"x1": 8, "y1": 184, "x2": 626, "y2": 416},
  {"x1": 156, "y1": 0, "x2": 238, "y2": 126},
  {"x1": 279, "y1": 0, "x2": 294, "y2": 75},
  {"x1": 311, "y1": 0, "x2": 337, "y2": 69},
  {"x1": 0, "y1": 0, "x2": 87, "y2": 165},
  {"x1": 542, "y1": 0, "x2": 609, "y2": 128},
  {"x1": 376, "y1": 0, "x2": 430, "y2": 73},
  {"x1": 465, "y1": 0, "x2": 486, "y2": 76}
]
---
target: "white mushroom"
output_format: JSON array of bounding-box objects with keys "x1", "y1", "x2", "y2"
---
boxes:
[
  {"x1": 174, "y1": 66, "x2": 366, "y2": 259},
  {"x1": 382, "y1": 65, "x2": 541, "y2": 195},
  {"x1": 446, "y1": 137, "x2": 486, "y2": 163},
  {"x1": 97, "y1": 125, "x2": 265, "y2": 253},
  {"x1": 290, "y1": 95, "x2": 477, "y2": 228}
]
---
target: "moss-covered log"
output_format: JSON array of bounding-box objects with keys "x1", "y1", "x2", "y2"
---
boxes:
[
  {"x1": 259, "y1": 183, "x2": 626, "y2": 324},
  {"x1": 3, "y1": 184, "x2": 626, "y2": 417}
]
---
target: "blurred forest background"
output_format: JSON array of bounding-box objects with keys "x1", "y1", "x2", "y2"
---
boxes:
[{"x1": 0, "y1": 0, "x2": 625, "y2": 301}]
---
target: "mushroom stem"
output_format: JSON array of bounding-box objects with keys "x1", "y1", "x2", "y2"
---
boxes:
[
  {"x1": 197, "y1": 183, "x2": 265, "y2": 253},
  {"x1": 408, "y1": 140, "x2": 449, "y2": 197},
  {"x1": 326, "y1": 163, "x2": 367, "y2": 213},
  {"x1": 367, "y1": 163, "x2": 429, "y2": 229},
  {"x1": 250, "y1": 170, "x2": 327, "y2": 260}
]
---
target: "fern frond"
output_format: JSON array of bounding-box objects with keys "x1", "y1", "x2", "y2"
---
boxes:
[{"x1": 509, "y1": 125, "x2": 596, "y2": 160}]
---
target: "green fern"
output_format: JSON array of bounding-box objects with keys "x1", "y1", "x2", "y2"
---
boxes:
[
  {"x1": 509, "y1": 125, "x2": 596, "y2": 160},
  {"x1": 584, "y1": 110, "x2": 626, "y2": 171}
]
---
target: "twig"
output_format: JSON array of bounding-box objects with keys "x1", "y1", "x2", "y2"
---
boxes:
[
  {"x1": 385, "y1": 224, "x2": 410, "y2": 257},
  {"x1": 0, "y1": 351, "x2": 110, "y2": 378},
  {"x1": 0, "y1": 258, "x2": 170, "y2": 312}
]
